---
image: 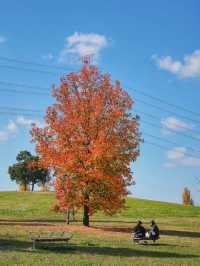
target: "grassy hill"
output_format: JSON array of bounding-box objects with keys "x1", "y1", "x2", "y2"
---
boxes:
[
  {"x1": 0, "y1": 191, "x2": 199, "y2": 221},
  {"x1": 0, "y1": 192, "x2": 200, "y2": 265}
]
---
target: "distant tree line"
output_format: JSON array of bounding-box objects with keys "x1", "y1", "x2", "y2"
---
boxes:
[{"x1": 8, "y1": 150, "x2": 51, "y2": 192}]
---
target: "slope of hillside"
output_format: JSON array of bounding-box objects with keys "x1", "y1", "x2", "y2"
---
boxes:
[{"x1": 0, "y1": 191, "x2": 199, "y2": 221}]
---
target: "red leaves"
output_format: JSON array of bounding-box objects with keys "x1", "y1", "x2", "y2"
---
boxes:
[{"x1": 31, "y1": 66, "x2": 141, "y2": 219}]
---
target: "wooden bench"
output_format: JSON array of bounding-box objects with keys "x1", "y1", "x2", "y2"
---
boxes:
[{"x1": 31, "y1": 232, "x2": 73, "y2": 250}]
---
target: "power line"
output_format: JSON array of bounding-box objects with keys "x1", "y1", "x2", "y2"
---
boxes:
[
  {"x1": 0, "y1": 78, "x2": 199, "y2": 126},
  {"x1": 141, "y1": 119, "x2": 200, "y2": 142},
  {"x1": 144, "y1": 140, "x2": 200, "y2": 160},
  {"x1": 110, "y1": 76, "x2": 200, "y2": 118},
  {"x1": 134, "y1": 97, "x2": 200, "y2": 125},
  {"x1": 0, "y1": 55, "x2": 76, "y2": 71},
  {"x1": 0, "y1": 80, "x2": 50, "y2": 90},
  {"x1": 0, "y1": 87, "x2": 49, "y2": 96},
  {"x1": 144, "y1": 140, "x2": 174, "y2": 153},
  {"x1": 143, "y1": 132, "x2": 200, "y2": 156},
  {"x1": 0, "y1": 85, "x2": 200, "y2": 141},
  {"x1": 0, "y1": 60, "x2": 199, "y2": 118},
  {"x1": 0, "y1": 106, "x2": 43, "y2": 113},
  {"x1": 0, "y1": 57, "x2": 194, "y2": 117},
  {"x1": 0, "y1": 104, "x2": 199, "y2": 155},
  {"x1": 130, "y1": 86, "x2": 200, "y2": 117},
  {"x1": 0, "y1": 111, "x2": 42, "y2": 117},
  {"x1": 0, "y1": 105, "x2": 199, "y2": 157},
  {"x1": 0, "y1": 110, "x2": 199, "y2": 158},
  {"x1": 0, "y1": 64, "x2": 60, "y2": 75},
  {"x1": 0, "y1": 84, "x2": 199, "y2": 136},
  {"x1": 0, "y1": 78, "x2": 200, "y2": 144},
  {"x1": 134, "y1": 108, "x2": 200, "y2": 135},
  {"x1": 0, "y1": 79, "x2": 199, "y2": 127},
  {"x1": 0, "y1": 81, "x2": 50, "y2": 95}
]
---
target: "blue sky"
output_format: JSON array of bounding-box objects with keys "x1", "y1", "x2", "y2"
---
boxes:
[{"x1": 0, "y1": 0, "x2": 200, "y2": 204}]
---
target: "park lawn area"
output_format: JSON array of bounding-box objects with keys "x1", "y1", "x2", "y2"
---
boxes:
[{"x1": 0, "y1": 192, "x2": 200, "y2": 265}]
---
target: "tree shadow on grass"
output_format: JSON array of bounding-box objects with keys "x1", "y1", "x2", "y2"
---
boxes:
[
  {"x1": 92, "y1": 225, "x2": 132, "y2": 233},
  {"x1": 92, "y1": 226, "x2": 200, "y2": 239},
  {"x1": 87, "y1": 220, "x2": 134, "y2": 224},
  {"x1": 138, "y1": 243, "x2": 183, "y2": 247},
  {"x1": 0, "y1": 219, "x2": 135, "y2": 224},
  {"x1": 0, "y1": 239, "x2": 30, "y2": 251},
  {"x1": 0, "y1": 239, "x2": 198, "y2": 259},
  {"x1": 161, "y1": 230, "x2": 200, "y2": 238},
  {"x1": 0, "y1": 222, "x2": 56, "y2": 226},
  {"x1": 41, "y1": 244, "x2": 198, "y2": 258}
]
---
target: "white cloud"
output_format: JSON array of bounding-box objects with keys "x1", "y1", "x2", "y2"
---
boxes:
[
  {"x1": 7, "y1": 121, "x2": 18, "y2": 133},
  {"x1": 16, "y1": 116, "x2": 35, "y2": 126},
  {"x1": 0, "y1": 116, "x2": 42, "y2": 142},
  {"x1": 161, "y1": 116, "x2": 194, "y2": 132},
  {"x1": 153, "y1": 50, "x2": 200, "y2": 78},
  {"x1": 0, "y1": 120, "x2": 18, "y2": 142},
  {"x1": 16, "y1": 115, "x2": 43, "y2": 127},
  {"x1": 167, "y1": 147, "x2": 186, "y2": 159},
  {"x1": 0, "y1": 35, "x2": 6, "y2": 44},
  {"x1": 164, "y1": 146, "x2": 200, "y2": 168},
  {"x1": 59, "y1": 32, "x2": 108, "y2": 64}
]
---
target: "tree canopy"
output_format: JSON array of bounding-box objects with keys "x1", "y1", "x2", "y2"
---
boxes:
[{"x1": 31, "y1": 66, "x2": 141, "y2": 226}]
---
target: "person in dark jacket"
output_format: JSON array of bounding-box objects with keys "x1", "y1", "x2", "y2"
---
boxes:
[
  {"x1": 133, "y1": 220, "x2": 146, "y2": 238},
  {"x1": 149, "y1": 220, "x2": 159, "y2": 241}
]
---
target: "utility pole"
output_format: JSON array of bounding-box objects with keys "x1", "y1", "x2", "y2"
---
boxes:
[{"x1": 81, "y1": 54, "x2": 93, "y2": 65}]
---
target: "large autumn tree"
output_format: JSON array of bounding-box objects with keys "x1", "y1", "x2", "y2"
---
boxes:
[{"x1": 31, "y1": 66, "x2": 141, "y2": 226}]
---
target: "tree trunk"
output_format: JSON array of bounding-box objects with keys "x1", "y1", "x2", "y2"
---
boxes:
[
  {"x1": 31, "y1": 182, "x2": 34, "y2": 192},
  {"x1": 66, "y1": 209, "x2": 70, "y2": 225},
  {"x1": 19, "y1": 183, "x2": 29, "y2": 192},
  {"x1": 72, "y1": 208, "x2": 75, "y2": 221},
  {"x1": 40, "y1": 183, "x2": 47, "y2": 192},
  {"x1": 83, "y1": 203, "x2": 89, "y2": 227}
]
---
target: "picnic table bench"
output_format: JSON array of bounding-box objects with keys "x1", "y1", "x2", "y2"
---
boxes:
[{"x1": 30, "y1": 232, "x2": 73, "y2": 250}]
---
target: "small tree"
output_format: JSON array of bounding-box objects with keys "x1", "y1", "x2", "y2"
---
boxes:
[
  {"x1": 9, "y1": 151, "x2": 33, "y2": 191},
  {"x1": 8, "y1": 150, "x2": 50, "y2": 191},
  {"x1": 8, "y1": 163, "x2": 30, "y2": 191},
  {"x1": 182, "y1": 187, "x2": 193, "y2": 206}
]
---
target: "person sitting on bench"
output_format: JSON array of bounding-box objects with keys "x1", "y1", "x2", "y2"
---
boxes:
[
  {"x1": 133, "y1": 220, "x2": 146, "y2": 239},
  {"x1": 148, "y1": 220, "x2": 159, "y2": 241}
]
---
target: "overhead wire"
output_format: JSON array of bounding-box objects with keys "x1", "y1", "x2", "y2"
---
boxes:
[
  {"x1": 129, "y1": 86, "x2": 200, "y2": 117},
  {"x1": 0, "y1": 64, "x2": 60, "y2": 75},
  {"x1": 0, "y1": 55, "x2": 75, "y2": 71},
  {"x1": 134, "y1": 108, "x2": 199, "y2": 134},
  {"x1": 143, "y1": 132, "x2": 200, "y2": 156},
  {"x1": 1, "y1": 60, "x2": 200, "y2": 157},
  {"x1": 143, "y1": 140, "x2": 200, "y2": 160},
  {"x1": 140, "y1": 119, "x2": 200, "y2": 142},
  {"x1": 0, "y1": 58, "x2": 198, "y2": 118},
  {"x1": 134, "y1": 97, "x2": 200, "y2": 125}
]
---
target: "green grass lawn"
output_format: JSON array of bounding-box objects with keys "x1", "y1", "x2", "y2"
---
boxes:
[{"x1": 0, "y1": 191, "x2": 200, "y2": 265}]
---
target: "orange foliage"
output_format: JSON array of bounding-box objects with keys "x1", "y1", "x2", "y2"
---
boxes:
[
  {"x1": 49, "y1": 202, "x2": 60, "y2": 213},
  {"x1": 31, "y1": 66, "x2": 141, "y2": 225}
]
